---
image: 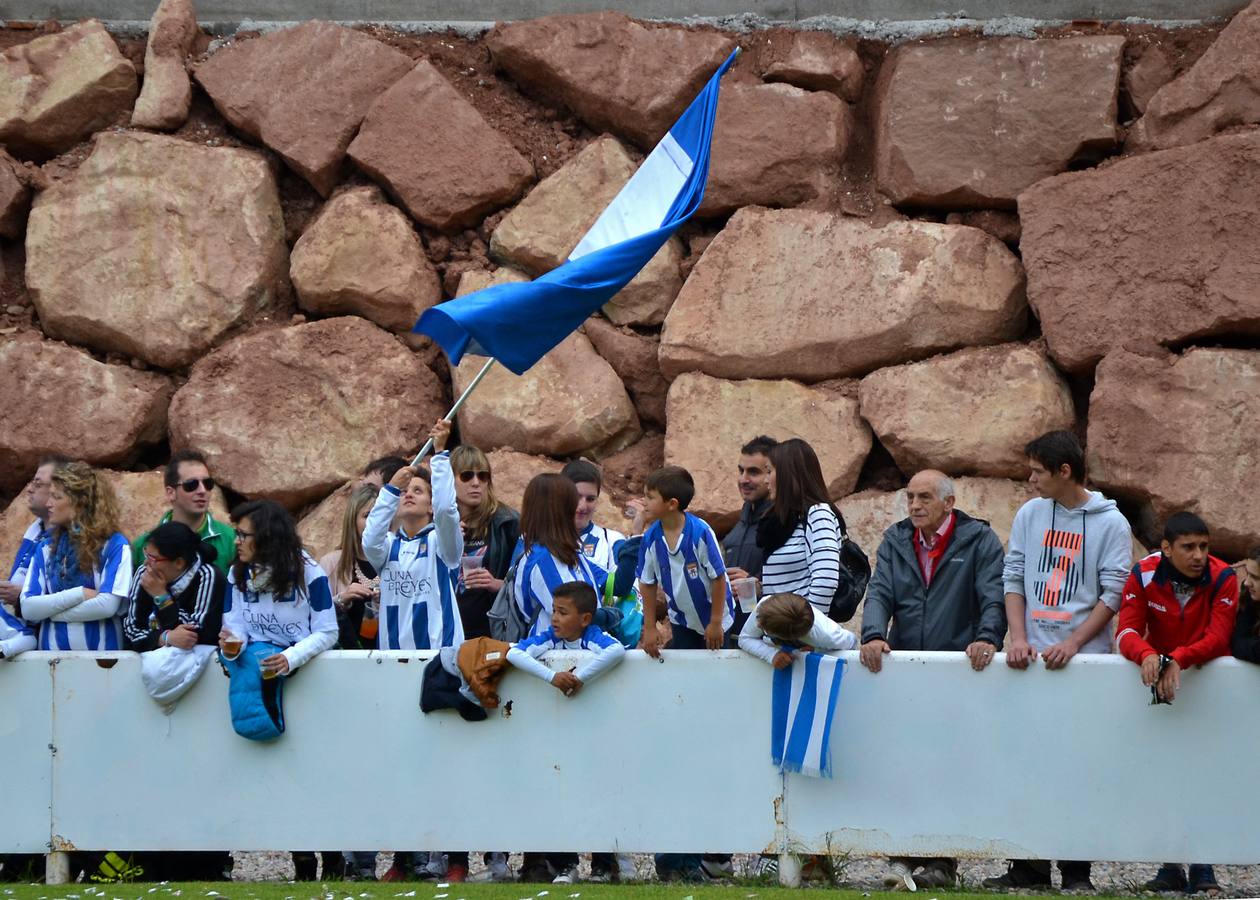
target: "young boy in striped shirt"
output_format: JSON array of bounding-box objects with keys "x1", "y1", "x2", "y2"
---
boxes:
[
  {"x1": 637, "y1": 466, "x2": 734, "y2": 655},
  {"x1": 507, "y1": 581, "x2": 626, "y2": 695},
  {"x1": 507, "y1": 581, "x2": 626, "y2": 885}
]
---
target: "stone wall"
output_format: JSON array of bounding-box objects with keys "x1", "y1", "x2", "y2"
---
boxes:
[{"x1": 2, "y1": 3, "x2": 1258, "y2": 567}]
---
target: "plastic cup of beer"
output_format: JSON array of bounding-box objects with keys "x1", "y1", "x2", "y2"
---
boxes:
[
  {"x1": 731, "y1": 577, "x2": 759, "y2": 613},
  {"x1": 461, "y1": 555, "x2": 484, "y2": 575},
  {"x1": 221, "y1": 632, "x2": 243, "y2": 659},
  {"x1": 261, "y1": 656, "x2": 280, "y2": 680}
]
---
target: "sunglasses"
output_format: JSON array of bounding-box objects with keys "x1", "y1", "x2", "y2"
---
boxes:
[
  {"x1": 458, "y1": 470, "x2": 491, "y2": 484},
  {"x1": 179, "y1": 477, "x2": 215, "y2": 492}
]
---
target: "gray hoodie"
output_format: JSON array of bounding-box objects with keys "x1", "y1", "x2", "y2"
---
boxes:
[{"x1": 1002, "y1": 492, "x2": 1133, "y2": 654}]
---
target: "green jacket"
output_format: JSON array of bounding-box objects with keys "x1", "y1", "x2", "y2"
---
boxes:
[{"x1": 131, "y1": 511, "x2": 237, "y2": 576}]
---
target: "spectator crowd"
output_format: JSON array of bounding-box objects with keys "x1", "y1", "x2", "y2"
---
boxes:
[{"x1": 1, "y1": 426, "x2": 1256, "y2": 892}]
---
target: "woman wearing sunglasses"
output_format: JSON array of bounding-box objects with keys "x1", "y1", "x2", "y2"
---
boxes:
[{"x1": 449, "y1": 444, "x2": 520, "y2": 639}]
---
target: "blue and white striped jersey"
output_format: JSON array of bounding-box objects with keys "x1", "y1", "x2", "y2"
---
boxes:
[
  {"x1": 0, "y1": 604, "x2": 35, "y2": 658},
  {"x1": 637, "y1": 514, "x2": 733, "y2": 634},
  {"x1": 21, "y1": 531, "x2": 132, "y2": 651},
  {"x1": 579, "y1": 521, "x2": 626, "y2": 573},
  {"x1": 508, "y1": 623, "x2": 625, "y2": 684},
  {"x1": 223, "y1": 553, "x2": 338, "y2": 671},
  {"x1": 361, "y1": 451, "x2": 464, "y2": 650},
  {"x1": 515, "y1": 546, "x2": 606, "y2": 637},
  {"x1": 8, "y1": 519, "x2": 46, "y2": 586}
]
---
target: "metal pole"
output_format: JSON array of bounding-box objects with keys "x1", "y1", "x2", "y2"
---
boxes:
[{"x1": 410, "y1": 357, "x2": 497, "y2": 467}]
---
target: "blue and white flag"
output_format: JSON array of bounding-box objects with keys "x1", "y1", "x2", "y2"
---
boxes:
[
  {"x1": 771, "y1": 652, "x2": 845, "y2": 779},
  {"x1": 415, "y1": 48, "x2": 739, "y2": 375}
]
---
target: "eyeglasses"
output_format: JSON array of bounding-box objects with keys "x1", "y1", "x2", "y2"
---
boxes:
[
  {"x1": 179, "y1": 477, "x2": 215, "y2": 492},
  {"x1": 234, "y1": 529, "x2": 255, "y2": 542},
  {"x1": 143, "y1": 550, "x2": 171, "y2": 564},
  {"x1": 458, "y1": 471, "x2": 491, "y2": 484}
]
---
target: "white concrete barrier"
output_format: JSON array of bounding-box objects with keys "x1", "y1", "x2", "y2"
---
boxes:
[{"x1": 5, "y1": 649, "x2": 1259, "y2": 867}]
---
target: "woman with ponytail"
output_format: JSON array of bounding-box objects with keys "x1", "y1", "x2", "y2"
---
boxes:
[{"x1": 16, "y1": 461, "x2": 131, "y2": 651}]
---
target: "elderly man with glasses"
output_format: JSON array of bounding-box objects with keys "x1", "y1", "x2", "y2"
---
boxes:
[{"x1": 131, "y1": 451, "x2": 237, "y2": 576}]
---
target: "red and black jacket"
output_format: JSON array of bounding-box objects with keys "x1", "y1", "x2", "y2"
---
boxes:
[{"x1": 1117, "y1": 552, "x2": 1238, "y2": 668}]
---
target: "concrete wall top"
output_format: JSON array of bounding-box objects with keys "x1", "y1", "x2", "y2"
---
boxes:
[{"x1": 0, "y1": 0, "x2": 1247, "y2": 27}]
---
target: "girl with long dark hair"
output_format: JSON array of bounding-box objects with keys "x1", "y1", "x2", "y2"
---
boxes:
[
  {"x1": 218, "y1": 499, "x2": 337, "y2": 676},
  {"x1": 756, "y1": 438, "x2": 843, "y2": 617},
  {"x1": 514, "y1": 473, "x2": 605, "y2": 638}
]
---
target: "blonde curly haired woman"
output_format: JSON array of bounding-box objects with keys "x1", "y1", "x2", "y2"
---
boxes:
[{"x1": 17, "y1": 461, "x2": 132, "y2": 650}]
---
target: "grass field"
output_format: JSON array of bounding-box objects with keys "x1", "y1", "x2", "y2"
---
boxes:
[{"x1": 0, "y1": 883, "x2": 1141, "y2": 900}]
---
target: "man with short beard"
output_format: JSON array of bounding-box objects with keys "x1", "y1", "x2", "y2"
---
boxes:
[{"x1": 723, "y1": 435, "x2": 777, "y2": 631}]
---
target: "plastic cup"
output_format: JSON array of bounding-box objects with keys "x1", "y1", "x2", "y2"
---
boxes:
[
  {"x1": 221, "y1": 633, "x2": 243, "y2": 658},
  {"x1": 261, "y1": 658, "x2": 280, "y2": 680},
  {"x1": 461, "y1": 555, "x2": 484, "y2": 575},
  {"x1": 731, "y1": 577, "x2": 759, "y2": 613}
]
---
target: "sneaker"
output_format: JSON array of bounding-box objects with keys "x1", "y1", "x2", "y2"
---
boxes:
[
  {"x1": 380, "y1": 864, "x2": 408, "y2": 883},
  {"x1": 416, "y1": 855, "x2": 447, "y2": 881},
  {"x1": 519, "y1": 862, "x2": 554, "y2": 883},
  {"x1": 616, "y1": 854, "x2": 638, "y2": 882},
  {"x1": 983, "y1": 863, "x2": 1053, "y2": 891},
  {"x1": 552, "y1": 865, "x2": 579, "y2": 884},
  {"x1": 469, "y1": 855, "x2": 513, "y2": 883},
  {"x1": 883, "y1": 861, "x2": 917, "y2": 892},
  {"x1": 1145, "y1": 865, "x2": 1189, "y2": 893},
  {"x1": 915, "y1": 861, "x2": 957, "y2": 889},
  {"x1": 445, "y1": 863, "x2": 467, "y2": 883},
  {"x1": 1188, "y1": 865, "x2": 1221, "y2": 896},
  {"x1": 701, "y1": 858, "x2": 734, "y2": 879},
  {"x1": 752, "y1": 856, "x2": 779, "y2": 880}
]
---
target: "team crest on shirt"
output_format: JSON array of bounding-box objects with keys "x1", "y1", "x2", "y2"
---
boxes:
[
  {"x1": 583, "y1": 541, "x2": 596, "y2": 555},
  {"x1": 686, "y1": 562, "x2": 699, "y2": 579}
]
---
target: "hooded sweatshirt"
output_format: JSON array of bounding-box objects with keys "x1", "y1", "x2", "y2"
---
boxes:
[{"x1": 1003, "y1": 491, "x2": 1133, "y2": 654}]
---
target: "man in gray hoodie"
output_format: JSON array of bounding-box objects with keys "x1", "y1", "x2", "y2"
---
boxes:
[{"x1": 984, "y1": 430, "x2": 1133, "y2": 892}]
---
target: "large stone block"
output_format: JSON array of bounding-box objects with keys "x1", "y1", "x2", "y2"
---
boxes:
[
  {"x1": 131, "y1": 0, "x2": 198, "y2": 131},
  {"x1": 1130, "y1": 0, "x2": 1260, "y2": 151},
  {"x1": 0, "y1": 20, "x2": 137, "y2": 159},
  {"x1": 486, "y1": 12, "x2": 735, "y2": 148},
  {"x1": 0, "y1": 149, "x2": 30, "y2": 239},
  {"x1": 291, "y1": 185, "x2": 441, "y2": 334},
  {"x1": 660, "y1": 207, "x2": 1026, "y2": 381},
  {"x1": 451, "y1": 333, "x2": 641, "y2": 459},
  {"x1": 1019, "y1": 130, "x2": 1260, "y2": 374},
  {"x1": 194, "y1": 21, "x2": 414, "y2": 196},
  {"x1": 297, "y1": 480, "x2": 353, "y2": 562},
  {"x1": 26, "y1": 132, "x2": 287, "y2": 370},
  {"x1": 168, "y1": 317, "x2": 446, "y2": 509},
  {"x1": 762, "y1": 31, "x2": 865, "y2": 101},
  {"x1": 489, "y1": 135, "x2": 682, "y2": 326},
  {"x1": 858, "y1": 344, "x2": 1076, "y2": 480},
  {"x1": 583, "y1": 315, "x2": 668, "y2": 427},
  {"x1": 664, "y1": 372, "x2": 872, "y2": 521},
  {"x1": 874, "y1": 36, "x2": 1123, "y2": 208},
  {"x1": 481, "y1": 448, "x2": 623, "y2": 529},
  {"x1": 0, "y1": 336, "x2": 171, "y2": 492},
  {"x1": 348, "y1": 60, "x2": 534, "y2": 233},
  {"x1": 697, "y1": 81, "x2": 851, "y2": 218},
  {"x1": 1087, "y1": 348, "x2": 1260, "y2": 558},
  {"x1": 446, "y1": 268, "x2": 640, "y2": 458}
]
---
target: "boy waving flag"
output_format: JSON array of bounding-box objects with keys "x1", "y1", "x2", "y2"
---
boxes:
[{"x1": 414, "y1": 48, "x2": 739, "y2": 376}]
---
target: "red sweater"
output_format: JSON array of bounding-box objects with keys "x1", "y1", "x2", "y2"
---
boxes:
[{"x1": 1116, "y1": 552, "x2": 1239, "y2": 668}]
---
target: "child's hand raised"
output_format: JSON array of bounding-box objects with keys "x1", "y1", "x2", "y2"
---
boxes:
[{"x1": 551, "y1": 671, "x2": 582, "y2": 697}]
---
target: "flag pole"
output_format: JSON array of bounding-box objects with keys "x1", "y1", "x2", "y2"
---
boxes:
[{"x1": 410, "y1": 357, "x2": 497, "y2": 467}]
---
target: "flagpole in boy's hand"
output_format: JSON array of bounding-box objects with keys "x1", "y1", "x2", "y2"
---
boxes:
[{"x1": 409, "y1": 357, "x2": 497, "y2": 467}]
